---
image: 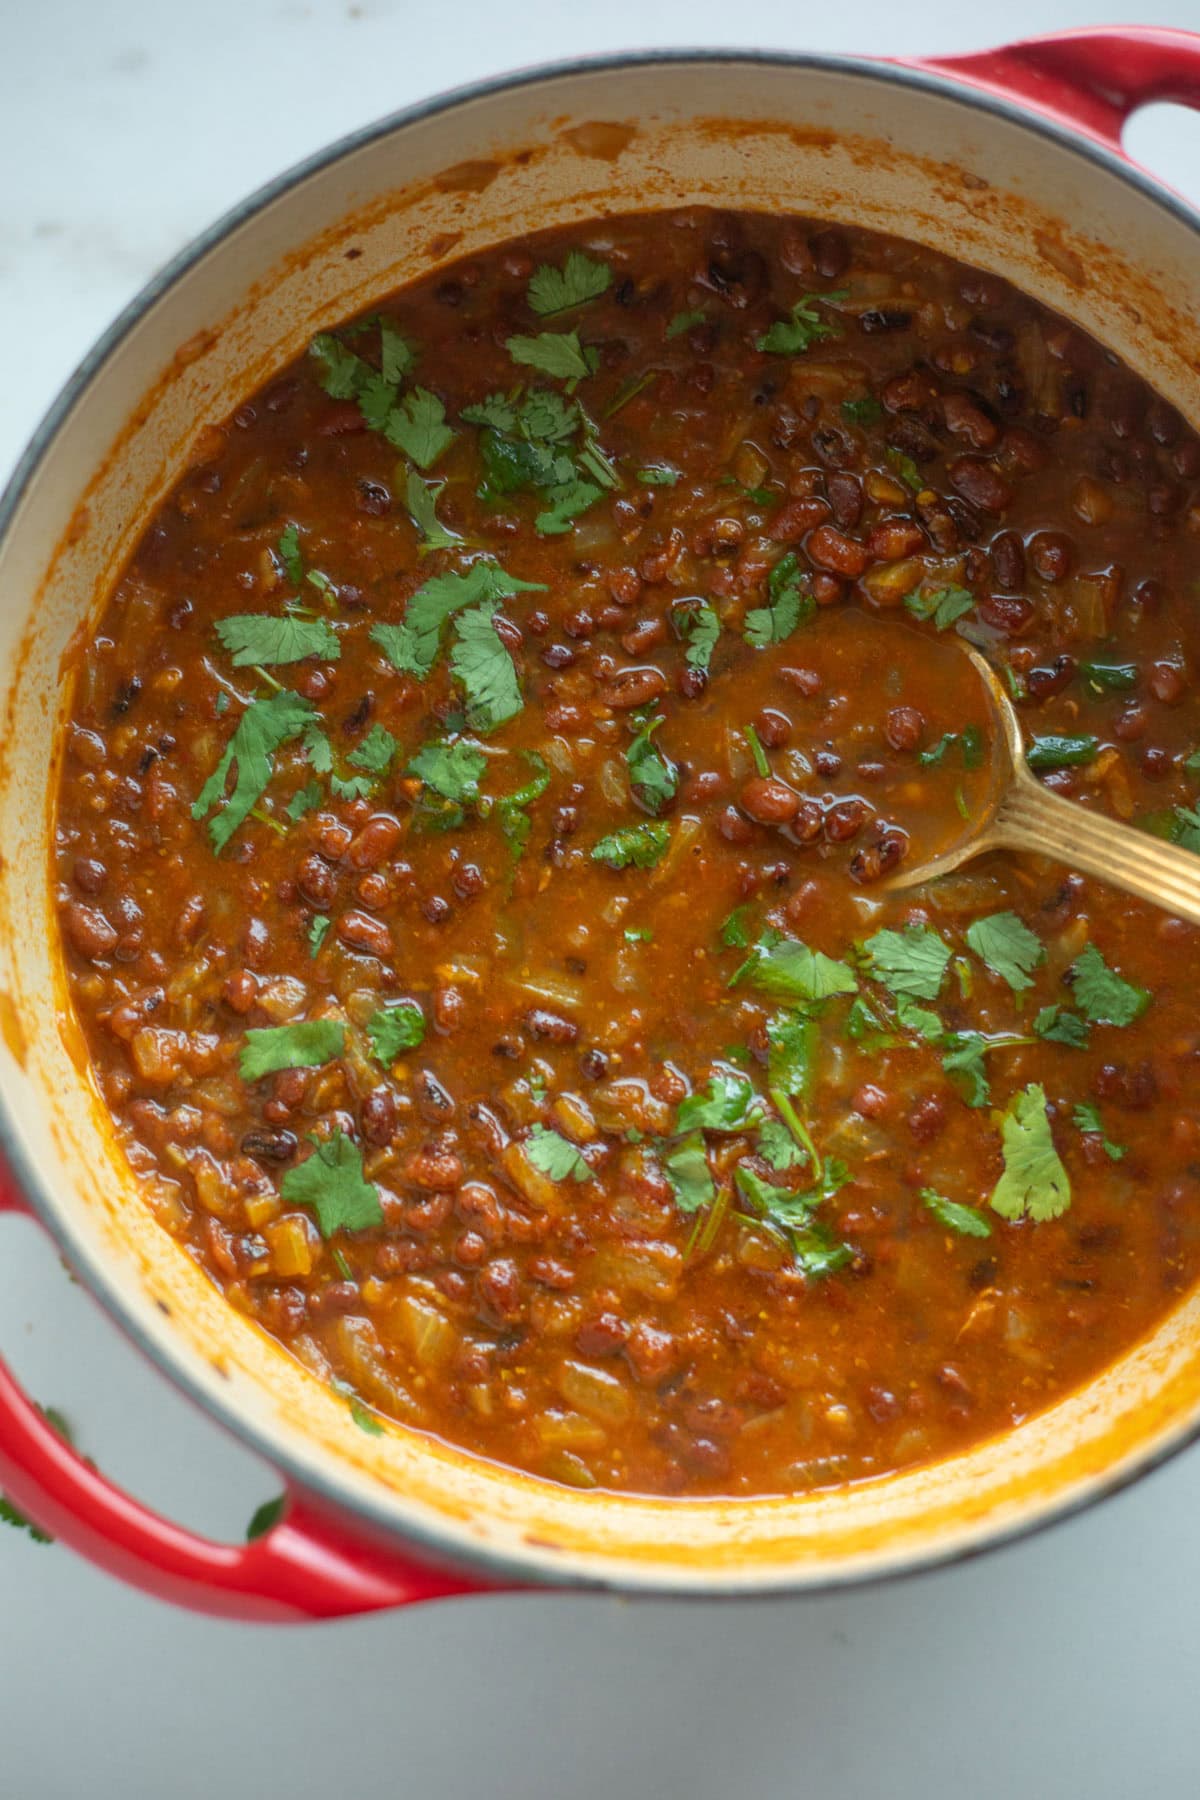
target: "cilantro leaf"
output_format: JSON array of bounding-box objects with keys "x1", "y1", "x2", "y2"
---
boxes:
[
  {"x1": 277, "y1": 523, "x2": 304, "y2": 587},
  {"x1": 719, "y1": 906, "x2": 751, "y2": 949},
  {"x1": 841, "y1": 396, "x2": 883, "y2": 425},
  {"x1": 536, "y1": 477, "x2": 603, "y2": 536},
  {"x1": 661, "y1": 1131, "x2": 715, "y2": 1215},
  {"x1": 450, "y1": 605, "x2": 523, "y2": 732},
  {"x1": 674, "y1": 601, "x2": 720, "y2": 670},
  {"x1": 757, "y1": 1117, "x2": 807, "y2": 1170},
  {"x1": 215, "y1": 613, "x2": 340, "y2": 668},
  {"x1": 845, "y1": 994, "x2": 894, "y2": 1045},
  {"x1": 507, "y1": 331, "x2": 598, "y2": 383},
  {"x1": 756, "y1": 292, "x2": 842, "y2": 356},
  {"x1": 677, "y1": 1068, "x2": 766, "y2": 1133},
  {"x1": 1026, "y1": 735, "x2": 1099, "y2": 771},
  {"x1": 887, "y1": 448, "x2": 924, "y2": 494},
  {"x1": 965, "y1": 911, "x2": 1045, "y2": 992},
  {"x1": 1080, "y1": 659, "x2": 1138, "y2": 695},
  {"x1": 309, "y1": 332, "x2": 370, "y2": 400},
  {"x1": 918, "y1": 725, "x2": 984, "y2": 770},
  {"x1": 765, "y1": 1009, "x2": 817, "y2": 1101},
  {"x1": 921, "y1": 1188, "x2": 992, "y2": 1238},
  {"x1": 308, "y1": 915, "x2": 330, "y2": 957},
  {"x1": 384, "y1": 387, "x2": 456, "y2": 468},
  {"x1": 1034, "y1": 1004, "x2": 1089, "y2": 1047},
  {"x1": 239, "y1": 1019, "x2": 345, "y2": 1082},
  {"x1": 790, "y1": 1224, "x2": 855, "y2": 1279},
  {"x1": 626, "y1": 712, "x2": 677, "y2": 812},
  {"x1": 407, "y1": 740, "x2": 487, "y2": 810},
  {"x1": 590, "y1": 821, "x2": 670, "y2": 870},
  {"x1": 528, "y1": 250, "x2": 612, "y2": 317},
  {"x1": 286, "y1": 780, "x2": 323, "y2": 822},
  {"x1": 990, "y1": 1084, "x2": 1071, "y2": 1222},
  {"x1": 367, "y1": 1002, "x2": 425, "y2": 1061},
  {"x1": 492, "y1": 750, "x2": 550, "y2": 852},
  {"x1": 863, "y1": 925, "x2": 951, "y2": 1001},
  {"x1": 735, "y1": 1164, "x2": 852, "y2": 1274},
  {"x1": 246, "y1": 1496, "x2": 287, "y2": 1542},
  {"x1": 347, "y1": 723, "x2": 397, "y2": 776},
  {"x1": 191, "y1": 689, "x2": 315, "y2": 852},
  {"x1": 667, "y1": 308, "x2": 706, "y2": 339},
  {"x1": 1073, "y1": 1101, "x2": 1126, "y2": 1161},
  {"x1": 638, "y1": 466, "x2": 679, "y2": 487},
  {"x1": 895, "y1": 994, "x2": 943, "y2": 1040},
  {"x1": 904, "y1": 585, "x2": 976, "y2": 631},
  {"x1": 280, "y1": 1129, "x2": 383, "y2": 1237},
  {"x1": 405, "y1": 470, "x2": 463, "y2": 553},
  {"x1": 744, "y1": 553, "x2": 814, "y2": 647},
  {"x1": 371, "y1": 561, "x2": 543, "y2": 679},
  {"x1": 378, "y1": 320, "x2": 414, "y2": 385},
  {"x1": 1069, "y1": 943, "x2": 1149, "y2": 1027},
  {"x1": 525, "y1": 1124, "x2": 591, "y2": 1183},
  {"x1": 941, "y1": 1029, "x2": 1031, "y2": 1108},
  {"x1": 731, "y1": 930, "x2": 858, "y2": 1002}
]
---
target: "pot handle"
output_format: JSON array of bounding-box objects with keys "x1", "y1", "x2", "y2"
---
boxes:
[
  {"x1": 0, "y1": 1182, "x2": 493, "y2": 1619},
  {"x1": 909, "y1": 26, "x2": 1200, "y2": 150}
]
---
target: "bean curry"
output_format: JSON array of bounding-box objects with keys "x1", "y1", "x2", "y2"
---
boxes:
[{"x1": 54, "y1": 210, "x2": 1200, "y2": 1496}]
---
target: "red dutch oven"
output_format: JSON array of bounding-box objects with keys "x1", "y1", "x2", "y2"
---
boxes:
[{"x1": 3, "y1": 28, "x2": 1200, "y2": 1620}]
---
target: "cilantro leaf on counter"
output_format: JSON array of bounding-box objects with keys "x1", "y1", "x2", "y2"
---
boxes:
[
  {"x1": 626, "y1": 712, "x2": 678, "y2": 812},
  {"x1": 674, "y1": 601, "x2": 720, "y2": 671},
  {"x1": 370, "y1": 561, "x2": 544, "y2": 680},
  {"x1": 366, "y1": 1001, "x2": 426, "y2": 1063},
  {"x1": 590, "y1": 821, "x2": 671, "y2": 870},
  {"x1": 525, "y1": 1124, "x2": 592, "y2": 1183},
  {"x1": 990, "y1": 1083, "x2": 1071, "y2": 1222},
  {"x1": 1073, "y1": 1102, "x2": 1126, "y2": 1161},
  {"x1": 904, "y1": 585, "x2": 975, "y2": 631},
  {"x1": 527, "y1": 250, "x2": 612, "y2": 316},
  {"x1": 677, "y1": 1068, "x2": 767, "y2": 1134},
  {"x1": 965, "y1": 912, "x2": 1045, "y2": 993},
  {"x1": 405, "y1": 471, "x2": 464, "y2": 553},
  {"x1": 731, "y1": 930, "x2": 858, "y2": 1002},
  {"x1": 1026, "y1": 735, "x2": 1099, "y2": 771},
  {"x1": 215, "y1": 613, "x2": 340, "y2": 668},
  {"x1": 191, "y1": 689, "x2": 316, "y2": 852},
  {"x1": 756, "y1": 291, "x2": 843, "y2": 356},
  {"x1": 384, "y1": 388, "x2": 456, "y2": 468},
  {"x1": 744, "y1": 552, "x2": 814, "y2": 648},
  {"x1": 862, "y1": 924, "x2": 951, "y2": 1001},
  {"x1": 920, "y1": 1188, "x2": 992, "y2": 1238},
  {"x1": 246, "y1": 1496, "x2": 287, "y2": 1542},
  {"x1": 1068, "y1": 943, "x2": 1149, "y2": 1027},
  {"x1": 661, "y1": 1131, "x2": 715, "y2": 1215},
  {"x1": 239, "y1": 1019, "x2": 346, "y2": 1082},
  {"x1": 1034, "y1": 1004, "x2": 1089, "y2": 1047},
  {"x1": 281, "y1": 1129, "x2": 383, "y2": 1237},
  {"x1": 450, "y1": 605, "x2": 523, "y2": 732},
  {"x1": 507, "y1": 331, "x2": 599, "y2": 384}
]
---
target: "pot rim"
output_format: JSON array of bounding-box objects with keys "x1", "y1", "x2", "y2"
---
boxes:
[{"x1": 5, "y1": 44, "x2": 1200, "y2": 1597}]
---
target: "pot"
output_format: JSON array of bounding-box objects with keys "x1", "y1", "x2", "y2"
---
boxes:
[{"x1": 3, "y1": 28, "x2": 1200, "y2": 1621}]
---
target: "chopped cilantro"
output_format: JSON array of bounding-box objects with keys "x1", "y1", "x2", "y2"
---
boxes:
[
  {"x1": 757, "y1": 1116, "x2": 808, "y2": 1170},
  {"x1": 406, "y1": 470, "x2": 463, "y2": 553},
  {"x1": 626, "y1": 712, "x2": 678, "y2": 812},
  {"x1": 407, "y1": 740, "x2": 487, "y2": 820},
  {"x1": 921, "y1": 1188, "x2": 992, "y2": 1238},
  {"x1": 677, "y1": 1068, "x2": 766, "y2": 1133},
  {"x1": 736, "y1": 1162, "x2": 852, "y2": 1275},
  {"x1": 1080, "y1": 659, "x2": 1138, "y2": 695},
  {"x1": 845, "y1": 994, "x2": 893, "y2": 1045},
  {"x1": 525, "y1": 1124, "x2": 591, "y2": 1183},
  {"x1": 491, "y1": 750, "x2": 551, "y2": 852},
  {"x1": 744, "y1": 552, "x2": 814, "y2": 648},
  {"x1": 384, "y1": 387, "x2": 455, "y2": 468},
  {"x1": 990, "y1": 1084, "x2": 1071, "y2": 1222},
  {"x1": 366, "y1": 1001, "x2": 426, "y2": 1062},
  {"x1": 1073, "y1": 1101, "x2": 1126, "y2": 1161},
  {"x1": 965, "y1": 912, "x2": 1045, "y2": 992},
  {"x1": 1068, "y1": 943, "x2": 1149, "y2": 1027},
  {"x1": 1034, "y1": 1004, "x2": 1089, "y2": 1047},
  {"x1": 624, "y1": 926, "x2": 653, "y2": 944},
  {"x1": 941, "y1": 1029, "x2": 1031, "y2": 1108},
  {"x1": 731, "y1": 930, "x2": 858, "y2": 1002},
  {"x1": 1026, "y1": 735, "x2": 1099, "y2": 771},
  {"x1": 661, "y1": 1131, "x2": 715, "y2": 1215},
  {"x1": 191, "y1": 689, "x2": 315, "y2": 852},
  {"x1": 886, "y1": 447, "x2": 925, "y2": 494},
  {"x1": 527, "y1": 250, "x2": 612, "y2": 317},
  {"x1": 720, "y1": 905, "x2": 751, "y2": 949},
  {"x1": 744, "y1": 722, "x2": 770, "y2": 778},
  {"x1": 536, "y1": 477, "x2": 603, "y2": 536},
  {"x1": 918, "y1": 725, "x2": 984, "y2": 770},
  {"x1": 507, "y1": 331, "x2": 598, "y2": 384},
  {"x1": 766, "y1": 1010, "x2": 817, "y2": 1104},
  {"x1": 370, "y1": 561, "x2": 543, "y2": 681},
  {"x1": 904, "y1": 585, "x2": 975, "y2": 631},
  {"x1": 841, "y1": 396, "x2": 883, "y2": 426},
  {"x1": 331, "y1": 1379, "x2": 385, "y2": 1435},
  {"x1": 308, "y1": 914, "x2": 330, "y2": 957},
  {"x1": 590, "y1": 821, "x2": 670, "y2": 870},
  {"x1": 286, "y1": 780, "x2": 323, "y2": 822},
  {"x1": 756, "y1": 291, "x2": 843, "y2": 356},
  {"x1": 280, "y1": 1129, "x2": 383, "y2": 1237},
  {"x1": 666, "y1": 308, "x2": 706, "y2": 339},
  {"x1": 674, "y1": 600, "x2": 720, "y2": 671},
  {"x1": 277, "y1": 523, "x2": 305, "y2": 587},
  {"x1": 450, "y1": 605, "x2": 523, "y2": 732},
  {"x1": 894, "y1": 994, "x2": 943, "y2": 1040},
  {"x1": 347, "y1": 723, "x2": 397, "y2": 776},
  {"x1": 239, "y1": 1019, "x2": 345, "y2": 1082},
  {"x1": 862, "y1": 924, "x2": 951, "y2": 1001},
  {"x1": 637, "y1": 466, "x2": 680, "y2": 487}
]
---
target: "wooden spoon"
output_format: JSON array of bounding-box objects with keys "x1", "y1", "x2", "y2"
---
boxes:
[{"x1": 889, "y1": 647, "x2": 1200, "y2": 924}]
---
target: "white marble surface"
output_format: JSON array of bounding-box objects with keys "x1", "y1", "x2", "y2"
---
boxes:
[{"x1": 4, "y1": 3, "x2": 1200, "y2": 1795}]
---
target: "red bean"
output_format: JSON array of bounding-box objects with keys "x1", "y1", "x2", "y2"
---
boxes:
[
  {"x1": 807, "y1": 525, "x2": 869, "y2": 577},
  {"x1": 600, "y1": 665, "x2": 668, "y2": 710},
  {"x1": 885, "y1": 706, "x2": 924, "y2": 751},
  {"x1": 64, "y1": 902, "x2": 118, "y2": 961},
  {"x1": 337, "y1": 910, "x2": 394, "y2": 959},
  {"x1": 948, "y1": 457, "x2": 1012, "y2": 513},
  {"x1": 740, "y1": 777, "x2": 802, "y2": 824}
]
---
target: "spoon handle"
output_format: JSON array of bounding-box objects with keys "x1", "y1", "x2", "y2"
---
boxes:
[{"x1": 995, "y1": 771, "x2": 1200, "y2": 926}]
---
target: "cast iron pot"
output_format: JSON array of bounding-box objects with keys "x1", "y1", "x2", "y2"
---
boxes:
[{"x1": 2, "y1": 28, "x2": 1200, "y2": 1619}]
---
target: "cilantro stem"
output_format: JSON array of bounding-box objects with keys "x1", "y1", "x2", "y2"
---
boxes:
[
  {"x1": 744, "y1": 724, "x2": 770, "y2": 778},
  {"x1": 603, "y1": 370, "x2": 656, "y2": 420},
  {"x1": 685, "y1": 1184, "x2": 731, "y2": 1261},
  {"x1": 769, "y1": 1088, "x2": 821, "y2": 1181},
  {"x1": 249, "y1": 806, "x2": 287, "y2": 838},
  {"x1": 253, "y1": 664, "x2": 283, "y2": 692}
]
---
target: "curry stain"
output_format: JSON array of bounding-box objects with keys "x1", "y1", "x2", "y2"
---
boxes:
[
  {"x1": 433, "y1": 159, "x2": 502, "y2": 194},
  {"x1": 560, "y1": 120, "x2": 637, "y2": 160},
  {"x1": 0, "y1": 989, "x2": 28, "y2": 1070}
]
